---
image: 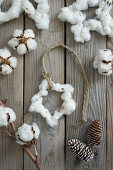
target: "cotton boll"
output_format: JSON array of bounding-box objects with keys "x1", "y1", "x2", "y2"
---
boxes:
[
  {"x1": 0, "y1": 48, "x2": 11, "y2": 59},
  {"x1": 22, "y1": 0, "x2": 35, "y2": 17},
  {"x1": 98, "y1": 62, "x2": 112, "y2": 72},
  {"x1": 31, "y1": 93, "x2": 42, "y2": 103},
  {"x1": 71, "y1": 24, "x2": 90, "y2": 43},
  {"x1": 9, "y1": 29, "x2": 37, "y2": 54},
  {"x1": 62, "y1": 99, "x2": 76, "y2": 115},
  {"x1": 8, "y1": 38, "x2": 19, "y2": 50},
  {"x1": 24, "y1": 29, "x2": 35, "y2": 38},
  {"x1": 98, "y1": 49, "x2": 113, "y2": 61},
  {"x1": 16, "y1": 123, "x2": 34, "y2": 144},
  {"x1": 39, "y1": 79, "x2": 49, "y2": 90},
  {"x1": 93, "y1": 49, "x2": 113, "y2": 76},
  {"x1": 27, "y1": 38, "x2": 37, "y2": 51},
  {"x1": 0, "y1": 106, "x2": 16, "y2": 126},
  {"x1": 29, "y1": 99, "x2": 44, "y2": 113},
  {"x1": 31, "y1": 122, "x2": 40, "y2": 139},
  {"x1": 0, "y1": 113, "x2": 8, "y2": 127},
  {"x1": 98, "y1": 68, "x2": 112, "y2": 76},
  {"x1": 61, "y1": 92, "x2": 72, "y2": 101},
  {"x1": 17, "y1": 44, "x2": 27, "y2": 55},
  {"x1": 52, "y1": 83, "x2": 74, "y2": 93},
  {"x1": 1, "y1": 64, "x2": 12, "y2": 75},
  {"x1": 46, "y1": 117, "x2": 58, "y2": 127},
  {"x1": 72, "y1": 0, "x2": 88, "y2": 10},
  {"x1": 88, "y1": 0, "x2": 99, "y2": 7},
  {"x1": 0, "y1": 0, "x2": 22, "y2": 24},
  {"x1": 13, "y1": 29, "x2": 22, "y2": 37},
  {"x1": 4, "y1": 107, "x2": 16, "y2": 123},
  {"x1": 39, "y1": 89, "x2": 48, "y2": 96},
  {"x1": 35, "y1": 12, "x2": 50, "y2": 29},
  {"x1": 58, "y1": 6, "x2": 86, "y2": 25},
  {"x1": 81, "y1": 27, "x2": 91, "y2": 42},
  {"x1": 38, "y1": 2, "x2": 49, "y2": 13},
  {"x1": 9, "y1": 57, "x2": 17, "y2": 68}
]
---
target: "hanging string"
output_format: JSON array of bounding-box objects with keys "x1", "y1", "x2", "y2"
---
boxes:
[{"x1": 42, "y1": 43, "x2": 90, "y2": 128}]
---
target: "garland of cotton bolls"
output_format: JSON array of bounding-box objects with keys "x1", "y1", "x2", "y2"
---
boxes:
[
  {"x1": 0, "y1": 100, "x2": 41, "y2": 170},
  {"x1": 29, "y1": 44, "x2": 90, "y2": 128},
  {"x1": 58, "y1": 0, "x2": 113, "y2": 43},
  {"x1": 0, "y1": 0, "x2": 50, "y2": 30}
]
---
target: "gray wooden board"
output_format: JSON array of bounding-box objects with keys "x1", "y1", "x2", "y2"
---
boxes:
[{"x1": 0, "y1": 0, "x2": 113, "y2": 170}]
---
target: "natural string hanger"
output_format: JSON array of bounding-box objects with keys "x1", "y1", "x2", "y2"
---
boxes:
[{"x1": 42, "y1": 43, "x2": 90, "y2": 128}]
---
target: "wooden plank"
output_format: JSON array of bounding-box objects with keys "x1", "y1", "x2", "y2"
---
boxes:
[
  {"x1": 0, "y1": 1, "x2": 24, "y2": 170},
  {"x1": 66, "y1": 1, "x2": 107, "y2": 170},
  {"x1": 107, "y1": 38, "x2": 113, "y2": 170},
  {"x1": 24, "y1": 0, "x2": 65, "y2": 169}
]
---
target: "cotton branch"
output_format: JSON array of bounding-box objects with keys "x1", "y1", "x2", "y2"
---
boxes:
[{"x1": 0, "y1": 100, "x2": 41, "y2": 170}]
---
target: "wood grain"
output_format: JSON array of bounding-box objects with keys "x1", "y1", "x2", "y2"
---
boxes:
[
  {"x1": 24, "y1": 0, "x2": 65, "y2": 169},
  {"x1": 0, "y1": 1, "x2": 24, "y2": 170},
  {"x1": 0, "y1": 0, "x2": 113, "y2": 170}
]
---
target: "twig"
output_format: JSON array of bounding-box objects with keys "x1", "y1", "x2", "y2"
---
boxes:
[
  {"x1": 0, "y1": 100, "x2": 42, "y2": 170},
  {"x1": 23, "y1": 146, "x2": 41, "y2": 170},
  {"x1": 33, "y1": 141, "x2": 39, "y2": 163}
]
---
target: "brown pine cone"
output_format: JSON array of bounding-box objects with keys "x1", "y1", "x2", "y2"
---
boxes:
[
  {"x1": 87, "y1": 119, "x2": 102, "y2": 148},
  {"x1": 68, "y1": 139, "x2": 94, "y2": 161}
]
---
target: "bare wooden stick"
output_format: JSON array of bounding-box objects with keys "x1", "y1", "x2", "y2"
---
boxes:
[{"x1": 0, "y1": 100, "x2": 42, "y2": 170}]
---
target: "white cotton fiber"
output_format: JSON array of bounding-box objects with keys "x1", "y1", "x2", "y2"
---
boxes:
[
  {"x1": 31, "y1": 122, "x2": 40, "y2": 139},
  {"x1": 8, "y1": 38, "x2": 19, "y2": 50},
  {"x1": 37, "y1": 2, "x2": 49, "y2": 13},
  {"x1": 58, "y1": 6, "x2": 86, "y2": 25},
  {"x1": 0, "y1": 0, "x2": 22, "y2": 24},
  {"x1": 35, "y1": 12, "x2": 50, "y2": 29},
  {"x1": 24, "y1": 29, "x2": 35, "y2": 38},
  {"x1": 9, "y1": 57, "x2": 17, "y2": 68},
  {"x1": 39, "y1": 79, "x2": 49, "y2": 90},
  {"x1": 0, "y1": 105, "x2": 16, "y2": 127},
  {"x1": 93, "y1": 49, "x2": 113, "y2": 76},
  {"x1": 27, "y1": 39, "x2": 37, "y2": 51},
  {"x1": 13, "y1": 29, "x2": 22, "y2": 37},
  {"x1": 16, "y1": 122, "x2": 40, "y2": 145},
  {"x1": 0, "y1": 48, "x2": 11, "y2": 59},
  {"x1": 0, "y1": 48, "x2": 17, "y2": 75},
  {"x1": 17, "y1": 44, "x2": 27, "y2": 55},
  {"x1": 16, "y1": 123, "x2": 34, "y2": 144},
  {"x1": 8, "y1": 29, "x2": 37, "y2": 55},
  {"x1": 58, "y1": 0, "x2": 113, "y2": 43},
  {"x1": 29, "y1": 79, "x2": 76, "y2": 127},
  {"x1": 22, "y1": 0, "x2": 35, "y2": 17},
  {"x1": 22, "y1": 0, "x2": 50, "y2": 30}
]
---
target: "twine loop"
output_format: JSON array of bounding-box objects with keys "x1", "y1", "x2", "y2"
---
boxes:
[
  {"x1": 42, "y1": 72, "x2": 53, "y2": 89},
  {"x1": 42, "y1": 44, "x2": 90, "y2": 128}
]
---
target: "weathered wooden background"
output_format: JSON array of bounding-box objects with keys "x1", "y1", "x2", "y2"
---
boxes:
[{"x1": 0, "y1": 0, "x2": 113, "y2": 170}]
